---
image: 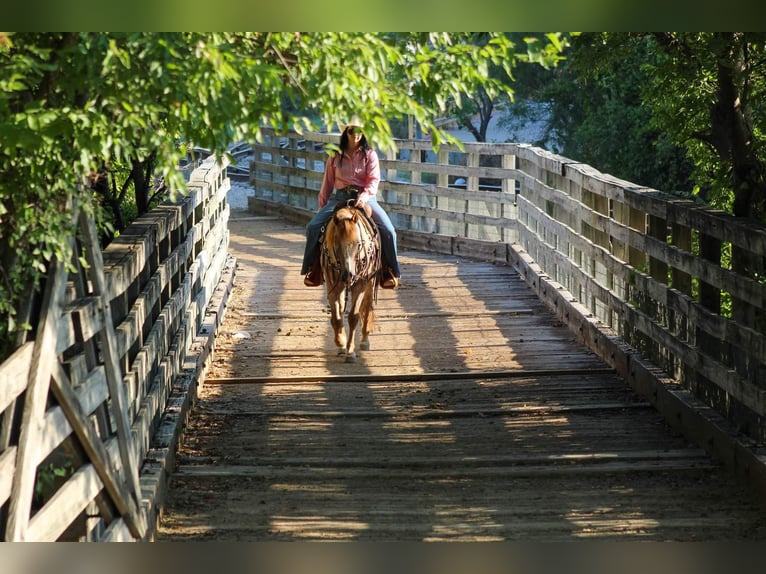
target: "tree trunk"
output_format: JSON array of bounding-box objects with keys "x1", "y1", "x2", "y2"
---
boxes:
[
  {"x1": 131, "y1": 159, "x2": 150, "y2": 216},
  {"x1": 710, "y1": 33, "x2": 766, "y2": 372},
  {"x1": 711, "y1": 33, "x2": 766, "y2": 221}
]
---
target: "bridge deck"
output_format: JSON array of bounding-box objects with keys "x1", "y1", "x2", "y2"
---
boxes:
[{"x1": 156, "y1": 213, "x2": 766, "y2": 541}]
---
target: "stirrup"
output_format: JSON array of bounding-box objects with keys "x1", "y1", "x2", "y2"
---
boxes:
[{"x1": 380, "y1": 271, "x2": 399, "y2": 290}]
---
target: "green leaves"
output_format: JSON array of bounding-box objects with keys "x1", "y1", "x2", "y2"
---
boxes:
[{"x1": 0, "y1": 32, "x2": 571, "y2": 360}]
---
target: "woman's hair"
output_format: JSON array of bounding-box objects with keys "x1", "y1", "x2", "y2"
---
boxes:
[{"x1": 337, "y1": 127, "x2": 370, "y2": 167}]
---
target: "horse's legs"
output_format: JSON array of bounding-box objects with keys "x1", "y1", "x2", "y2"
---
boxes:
[
  {"x1": 329, "y1": 288, "x2": 346, "y2": 354},
  {"x1": 359, "y1": 283, "x2": 375, "y2": 351},
  {"x1": 344, "y1": 285, "x2": 366, "y2": 362}
]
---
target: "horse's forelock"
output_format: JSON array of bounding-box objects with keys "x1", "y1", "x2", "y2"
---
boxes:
[
  {"x1": 332, "y1": 207, "x2": 360, "y2": 242},
  {"x1": 333, "y1": 206, "x2": 355, "y2": 222}
]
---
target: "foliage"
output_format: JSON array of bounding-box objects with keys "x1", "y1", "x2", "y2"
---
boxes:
[
  {"x1": 532, "y1": 33, "x2": 766, "y2": 330},
  {"x1": 0, "y1": 32, "x2": 569, "y2": 359},
  {"x1": 638, "y1": 33, "x2": 766, "y2": 220},
  {"x1": 533, "y1": 33, "x2": 694, "y2": 194},
  {"x1": 553, "y1": 33, "x2": 766, "y2": 222},
  {"x1": 447, "y1": 32, "x2": 572, "y2": 142},
  {"x1": 34, "y1": 460, "x2": 74, "y2": 507}
]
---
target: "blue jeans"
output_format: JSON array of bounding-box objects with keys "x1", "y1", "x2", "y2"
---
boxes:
[{"x1": 301, "y1": 192, "x2": 401, "y2": 277}]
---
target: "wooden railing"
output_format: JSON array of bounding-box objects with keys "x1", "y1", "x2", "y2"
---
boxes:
[
  {"x1": 0, "y1": 156, "x2": 235, "y2": 541},
  {"x1": 250, "y1": 128, "x2": 766, "y2": 498}
]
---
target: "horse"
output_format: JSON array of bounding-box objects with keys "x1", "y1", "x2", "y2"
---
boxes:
[{"x1": 320, "y1": 202, "x2": 381, "y2": 362}]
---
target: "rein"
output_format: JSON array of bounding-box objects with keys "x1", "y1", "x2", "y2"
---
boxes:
[{"x1": 321, "y1": 203, "x2": 380, "y2": 295}]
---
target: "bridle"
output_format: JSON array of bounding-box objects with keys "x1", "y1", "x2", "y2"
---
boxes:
[{"x1": 321, "y1": 202, "x2": 380, "y2": 294}]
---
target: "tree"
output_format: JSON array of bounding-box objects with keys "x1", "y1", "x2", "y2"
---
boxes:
[
  {"x1": 564, "y1": 33, "x2": 766, "y2": 221},
  {"x1": 0, "y1": 32, "x2": 569, "y2": 360},
  {"x1": 448, "y1": 32, "x2": 571, "y2": 142},
  {"x1": 640, "y1": 33, "x2": 766, "y2": 220},
  {"x1": 541, "y1": 33, "x2": 766, "y2": 337},
  {"x1": 535, "y1": 33, "x2": 694, "y2": 194}
]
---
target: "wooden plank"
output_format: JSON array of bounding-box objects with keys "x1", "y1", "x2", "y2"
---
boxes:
[
  {"x1": 174, "y1": 457, "x2": 715, "y2": 479},
  {"x1": 79, "y1": 211, "x2": 146, "y2": 539},
  {"x1": 50, "y1": 362, "x2": 144, "y2": 538},
  {"x1": 453, "y1": 237, "x2": 510, "y2": 265},
  {"x1": 0, "y1": 342, "x2": 33, "y2": 413},
  {"x1": 0, "y1": 446, "x2": 17, "y2": 506},
  {"x1": 24, "y1": 463, "x2": 103, "y2": 542},
  {"x1": 35, "y1": 368, "x2": 109, "y2": 465},
  {"x1": 57, "y1": 297, "x2": 102, "y2": 356},
  {"x1": 5, "y1": 248, "x2": 70, "y2": 541},
  {"x1": 177, "y1": 448, "x2": 706, "y2": 468},
  {"x1": 382, "y1": 180, "x2": 519, "y2": 205},
  {"x1": 205, "y1": 368, "x2": 614, "y2": 385},
  {"x1": 100, "y1": 518, "x2": 134, "y2": 542},
  {"x1": 197, "y1": 402, "x2": 651, "y2": 419}
]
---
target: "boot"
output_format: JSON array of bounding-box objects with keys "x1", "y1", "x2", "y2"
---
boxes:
[
  {"x1": 303, "y1": 258, "x2": 323, "y2": 287},
  {"x1": 380, "y1": 268, "x2": 399, "y2": 289}
]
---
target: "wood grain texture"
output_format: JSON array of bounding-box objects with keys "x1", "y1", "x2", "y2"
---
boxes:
[{"x1": 157, "y1": 215, "x2": 766, "y2": 541}]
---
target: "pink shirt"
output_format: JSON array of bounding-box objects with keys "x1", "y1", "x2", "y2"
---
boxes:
[{"x1": 318, "y1": 146, "x2": 380, "y2": 209}]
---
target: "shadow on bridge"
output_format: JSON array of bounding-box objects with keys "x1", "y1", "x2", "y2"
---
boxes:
[{"x1": 155, "y1": 212, "x2": 766, "y2": 541}]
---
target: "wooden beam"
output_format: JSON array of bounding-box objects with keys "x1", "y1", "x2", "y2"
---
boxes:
[
  {"x1": 78, "y1": 210, "x2": 145, "y2": 533},
  {"x1": 0, "y1": 343, "x2": 33, "y2": 414},
  {"x1": 49, "y1": 362, "x2": 145, "y2": 539},
  {"x1": 204, "y1": 367, "x2": 615, "y2": 385},
  {"x1": 5, "y1": 253, "x2": 69, "y2": 540}
]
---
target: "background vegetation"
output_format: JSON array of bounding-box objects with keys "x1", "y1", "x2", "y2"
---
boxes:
[
  {"x1": 493, "y1": 32, "x2": 766, "y2": 226},
  {"x1": 4, "y1": 32, "x2": 765, "y2": 363},
  {"x1": 0, "y1": 32, "x2": 567, "y2": 361}
]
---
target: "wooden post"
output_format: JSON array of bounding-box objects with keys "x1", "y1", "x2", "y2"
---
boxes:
[
  {"x1": 697, "y1": 231, "x2": 722, "y2": 405},
  {"x1": 501, "y1": 153, "x2": 517, "y2": 243},
  {"x1": 465, "y1": 151, "x2": 478, "y2": 237},
  {"x1": 5, "y1": 251, "x2": 70, "y2": 540},
  {"x1": 670, "y1": 218, "x2": 692, "y2": 382},
  {"x1": 78, "y1": 209, "x2": 147, "y2": 538},
  {"x1": 385, "y1": 148, "x2": 397, "y2": 185}
]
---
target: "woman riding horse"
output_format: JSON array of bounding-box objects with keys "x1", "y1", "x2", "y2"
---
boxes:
[{"x1": 300, "y1": 119, "x2": 400, "y2": 289}]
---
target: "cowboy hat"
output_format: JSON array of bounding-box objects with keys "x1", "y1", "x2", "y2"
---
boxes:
[{"x1": 341, "y1": 117, "x2": 364, "y2": 132}]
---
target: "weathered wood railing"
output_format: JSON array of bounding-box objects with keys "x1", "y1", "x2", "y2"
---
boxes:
[
  {"x1": 0, "y1": 156, "x2": 235, "y2": 541},
  {"x1": 250, "y1": 128, "x2": 766, "y2": 498}
]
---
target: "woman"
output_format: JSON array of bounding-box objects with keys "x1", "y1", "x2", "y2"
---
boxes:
[{"x1": 301, "y1": 119, "x2": 401, "y2": 289}]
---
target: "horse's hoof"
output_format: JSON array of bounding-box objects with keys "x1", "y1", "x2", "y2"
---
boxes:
[
  {"x1": 345, "y1": 354, "x2": 357, "y2": 363},
  {"x1": 360, "y1": 341, "x2": 370, "y2": 351},
  {"x1": 336, "y1": 346, "x2": 346, "y2": 356}
]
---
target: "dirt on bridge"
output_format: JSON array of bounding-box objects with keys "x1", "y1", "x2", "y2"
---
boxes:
[{"x1": 154, "y1": 212, "x2": 766, "y2": 541}]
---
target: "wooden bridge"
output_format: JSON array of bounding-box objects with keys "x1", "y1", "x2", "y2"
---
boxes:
[
  {"x1": 2, "y1": 131, "x2": 766, "y2": 541},
  {"x1": 156, "y1": 214, "x2": 764, "y2": 540}
]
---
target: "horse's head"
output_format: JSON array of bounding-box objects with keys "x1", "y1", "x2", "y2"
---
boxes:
[{"x1": 326, "y1": 206, "x2": 371, "y2": 285}]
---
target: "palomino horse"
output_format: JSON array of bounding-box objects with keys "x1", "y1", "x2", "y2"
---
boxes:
[{"x1": 320, "y1": 202, "x2": 381, "y2": 362}]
